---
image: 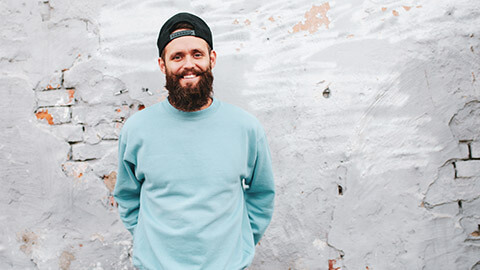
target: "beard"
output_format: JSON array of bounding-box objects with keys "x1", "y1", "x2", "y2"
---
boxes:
[{"x1": 165, "y1": 66, "x2": 214, "y2": 112}]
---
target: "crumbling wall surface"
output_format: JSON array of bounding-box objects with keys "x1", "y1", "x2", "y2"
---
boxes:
[{"x1": 1, "y1": 0, "x2": 479, "y2": 269}]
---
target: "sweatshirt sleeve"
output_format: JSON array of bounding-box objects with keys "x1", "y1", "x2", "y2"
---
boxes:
[
  {"x1": 244, "y1": 132, "x2": 275, "y2": 245},
  {"x1": 113, "y1": 134, "x2": 142, "y2": 235}
]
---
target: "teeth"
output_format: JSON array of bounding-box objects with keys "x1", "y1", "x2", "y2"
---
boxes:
[{"x1": 184, "y1": 75, "x2": 196, "y2": 79}]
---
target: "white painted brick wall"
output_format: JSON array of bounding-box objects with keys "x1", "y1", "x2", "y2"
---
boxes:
[
  {"x1": 71, "y1": 141, "x2": 117, "y2": 161},
  {"x1": 35, "y1": 107, "x2": 71, "y2": 125},
  {"x1": 471, "y1": 141, "x2": 480, "y2": 158},
  {"x1": 456, "y1": 160, "x2": 480, "y2": 178},
  {"x1": 36, "y1": 89, "x2": 75, "y2": 107}
]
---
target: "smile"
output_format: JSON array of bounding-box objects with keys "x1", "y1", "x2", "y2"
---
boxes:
[{"x1": 183, "y1": 74, "x2": 197, "y2": 79}]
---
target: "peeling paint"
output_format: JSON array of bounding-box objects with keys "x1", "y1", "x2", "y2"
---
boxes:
[
  {"x1": 109, "y1": 195, "x2": 117, "y2": 207},
  {"x1": 293, "y1": 3, "x2": 330, "y2": 34},
  {"x1": 67, "y1": 90, "x2": 75, "y2": 103},
  {"x1": 35, "y1": 109, "x2": 54, "y2": 125},
  {"x1": 268, "y1": 16, "x2": 275, "y2": 22},
  {"x1": 381, "y1": 7, "x2": 387, "y2": 12},
  {"x1": 233, "y1": 19, "x2": 239, "y2": 24},
  {"x1": 403, "y1": 6, "x2": 412, "y2": 11},
  {"x1": 392, "y1": 10, "x2": 399, "y2": 16},
  {"x1": 329, "y1": 259, "x2": 340, "y2": 270},
  {"x1": 103, "y1": 171, "x2": 117, "y2": 192},
  {"x1": 47, "y1": 84, "x2": 61, "y2": 90},
  {"x1": 244, "y1": 19, "x2": 251, "y2": 25}
]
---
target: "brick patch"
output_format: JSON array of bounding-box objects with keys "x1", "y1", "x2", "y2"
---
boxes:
[
  {"x1": 34, "y1": 68, "x2": 144, "y2": 197},
  {"x1": 456, "y1": 160, "x2": 480, "y2": 178}
]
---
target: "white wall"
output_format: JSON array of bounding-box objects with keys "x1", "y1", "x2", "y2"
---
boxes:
[{"x1": 1, "y1": 0, "x2": 479, "y2": 269}]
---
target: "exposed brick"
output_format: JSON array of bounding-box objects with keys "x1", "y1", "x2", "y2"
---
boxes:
[
  {"x1": 458, "y1": 142, "x2": 470, "y2": 159},
  {"x1": 51, "y1": 125, "x2": 84, "y2": 143},
  {"x1": 72, "y1": 105, "x2": 130, "y2": 126},
  {"x1": 63, "y1": 61, "x2": 103, "y2": 89},
  {"x1": 90, "y1": 146, "x2": 118, "y2": 177},
  {"x1": 471, "y1": 141, "x2": 480, "y2": 158},
  {"x1": 71, "y1": 141, "x2": 117, "y2": 161},
  {"x1": 64, "y1": 62, "x2": 126, "y2": 105},
  {"x1": 61, "y1": 161, "x2": 92, "y2": 178},
  {"x1": 35, "y1": 107, "x2": 71, "y2": 125},
  {"x1": 36, "y1": 71, "x2": 62, "y2": 90},
  {"x1": 84, "y1": 122, "x2": 120, "y2": 144},
  {"x1": 36, "y1": 89, "x2": 75, "y2": 107},
  {"x1": 456, "y1": 160, "x2": 480, "y2": 178}
]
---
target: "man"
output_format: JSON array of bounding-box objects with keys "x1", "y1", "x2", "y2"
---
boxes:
[{"x1": 114, "y1": 12, "x2": 275, "y2": 270}]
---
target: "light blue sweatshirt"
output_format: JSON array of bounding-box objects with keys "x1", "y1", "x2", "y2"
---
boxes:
[{"x1": 114, "y1": 98, "x2": 275, "y2": 270}]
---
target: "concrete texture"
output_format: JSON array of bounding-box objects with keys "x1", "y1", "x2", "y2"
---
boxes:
[{"x1": 1, "y1": 0, "x2": 479, "y2": 269}]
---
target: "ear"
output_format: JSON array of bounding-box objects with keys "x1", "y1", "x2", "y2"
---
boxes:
[
  {"x1": 209, "y1": 50, "x2": 217, "y2": 69},
  {"x1": 158, "y1": 57, "x2": 166, "y2": 74}
]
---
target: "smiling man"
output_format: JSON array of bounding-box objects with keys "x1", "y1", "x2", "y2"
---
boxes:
[{"x1": 113, "y1": 12, "x2": 275, "y2": 270}]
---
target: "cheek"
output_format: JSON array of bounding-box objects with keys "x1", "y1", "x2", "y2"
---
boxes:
[{"x1": 166, "y1": 64, "x2": 181, "y2": 74}]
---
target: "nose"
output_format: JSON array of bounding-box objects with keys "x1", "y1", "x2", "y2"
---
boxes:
[{"x1": 183, "y1": 55, "x2": 195, "y2": 69}]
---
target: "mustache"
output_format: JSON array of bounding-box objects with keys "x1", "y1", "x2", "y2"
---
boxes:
[{"x1": 173, "y1": 69, "x2": 208, "y2": 79}]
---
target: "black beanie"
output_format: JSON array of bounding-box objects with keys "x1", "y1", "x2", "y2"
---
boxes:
[{"x1": 157, "y1": 12, "x2": 213, "y2": 57}]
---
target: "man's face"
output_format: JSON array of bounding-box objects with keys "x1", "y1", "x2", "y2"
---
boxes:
[{"x1": 159, "y1": 33, "x2": 217, "y2": 111}]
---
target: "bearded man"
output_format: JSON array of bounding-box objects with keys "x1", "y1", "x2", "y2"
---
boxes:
[{"x1": 114, "y1": 12, "x2": 275, "y2": 270}]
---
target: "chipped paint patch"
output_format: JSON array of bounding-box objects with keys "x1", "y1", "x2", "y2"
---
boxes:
[
  {"x1": 381, "y1": 7, "x2": 387, "y2": 12},
  {"x1": 403, "y1": 6, "x2": 412, "y2": 11},
  {"x1": 103, "y1": 171, "x2": 117, "y2": 192},
  {"x1": 293, "y1": 2, "x2": 331, "y2": 34},
  {"x1": 329, "y1": 259, "x2": 340, "y2": 270},
  {"x1": 47, "y1": 84, "x2": 61, "y2": 90},
  {"x1": 62, "y1": 162, "x2": 90, "y2": 179},
  {"x1": 36, "y1": 110, "x2": 54, "y2": 125},
  {"x1": 108, "y1": 195, "x2": 117, "y2": 207},
  {"x1": 59, "y1": 251, "x2": 75, "y2": 270},
  {"x1": 268, "y1": 16, "x2": 275, "y2": 22},
  {"x1": 233, "y1": 19, "x2": 239, "y2": 24},
  {"x1": 67, "y1": 90, "x2": 75, "y2": 103},
  {"x1": 392, "y1": 10, "x2": 399, "y2": 16},
  {"x1": 17, "y1": 230, "x2": 38, "y2": 255},
  {"x1": 244, "y1": 19, "x2": 251, "y2": 25}
]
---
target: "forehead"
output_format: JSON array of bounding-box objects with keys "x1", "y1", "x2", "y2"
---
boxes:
[{"x1": 163, "y1": 35, "x2": 209, "y2": 57}]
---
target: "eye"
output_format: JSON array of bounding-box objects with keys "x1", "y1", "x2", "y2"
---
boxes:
[
  {"x1": 194, "y1": 52, "x2": 202, "y2": 58},
  {"x1": 172, "y1": 55, "x2": 182, "y2": 60}
]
